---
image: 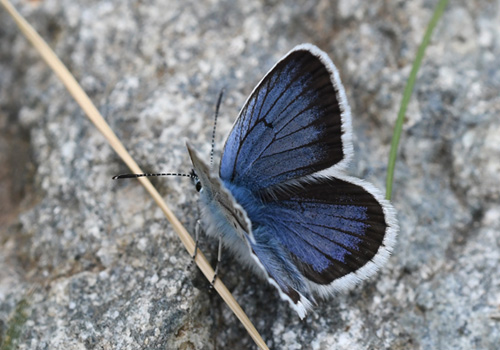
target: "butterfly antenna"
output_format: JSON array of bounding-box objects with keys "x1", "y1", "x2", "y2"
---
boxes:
[
  {"x1": 112, "y1": 172, "x2": 194, "y2": 180},
  {"x1": 210, "y1": 89, "x2": 225, "y2": 168}
]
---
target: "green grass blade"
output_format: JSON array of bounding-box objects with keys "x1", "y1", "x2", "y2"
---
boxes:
[
  {"x1": 0, "y1": 298, "x2": 29, "y2": 350},
  {"x1": 386, "y1": 0, "x2": 449, "y2": 200}
]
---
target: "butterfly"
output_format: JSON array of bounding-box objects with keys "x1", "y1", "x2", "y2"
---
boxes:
[{"x1": 186, "y1": 43, "x2": 398, "y2": 318}]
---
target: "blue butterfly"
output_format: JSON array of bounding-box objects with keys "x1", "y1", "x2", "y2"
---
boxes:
[{"x1": 187, "y1": 43, "x2": 398, "y2": 318}]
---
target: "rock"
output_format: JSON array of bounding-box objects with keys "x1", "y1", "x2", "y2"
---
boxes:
[{"x1": 1, "y1": 0, "x2": 499, "y2": 349}]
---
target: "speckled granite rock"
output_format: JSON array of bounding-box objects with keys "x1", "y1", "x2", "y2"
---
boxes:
[{"x1": 1, "y1": 0, "x2": 499, "y2": 349}]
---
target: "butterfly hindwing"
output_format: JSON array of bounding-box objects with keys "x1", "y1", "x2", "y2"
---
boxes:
[
  {"x1": 220, "y1": 44, "x2": 353, "y2": 191},
  {"x1": 259, "y1": 175, "x2": 396, "y2": 292},
  {"x1": 226, "y1": 174, "x2": 397, "y2": 315}
]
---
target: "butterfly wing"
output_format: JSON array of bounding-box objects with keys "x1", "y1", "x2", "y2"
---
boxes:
[
  {"x1": 220, "y1": 44, "x2": 353, "y2": 191},
  {"x1": 232, "y1": 174, "x2": 397, "y2": 317}
]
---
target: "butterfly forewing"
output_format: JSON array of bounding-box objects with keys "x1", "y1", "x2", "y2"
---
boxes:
[{"x1": 220, "y1": 45, "x2": 352, "y2": 192}]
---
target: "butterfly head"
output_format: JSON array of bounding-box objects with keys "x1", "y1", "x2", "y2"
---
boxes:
[
  {"x1": 190, "y1": 169, "x2": 202, "y2": 192},
  {"x1": 186, "y1": 141, "x2": 212, "y2": 194}
]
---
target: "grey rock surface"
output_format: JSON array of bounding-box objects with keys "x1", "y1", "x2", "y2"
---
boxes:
[{"x1": 1, "y1": 0, "x2": 500, "y2": 349}]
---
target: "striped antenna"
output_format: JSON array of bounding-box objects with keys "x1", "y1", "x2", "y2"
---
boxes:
[
  {"x1": 112, "y1": 173, "x2": 194, "y2": 180},
  {"x1": 210, "y1": 89, "x2": 225, "y2": 168}
]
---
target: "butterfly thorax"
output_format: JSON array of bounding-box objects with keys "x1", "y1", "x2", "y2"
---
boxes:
[{"x1": 187, "y1": 142, "x2": 254, "y2": 244}]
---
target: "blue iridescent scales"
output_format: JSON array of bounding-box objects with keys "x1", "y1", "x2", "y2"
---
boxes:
[
  {"x1": 188, "y1": 43, "x2": 398, "y2": 318},
  {"x1": 220, "y1": 48, "x2": 345, "y2": 189}
]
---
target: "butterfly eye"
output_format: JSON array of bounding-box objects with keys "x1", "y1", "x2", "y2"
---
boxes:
[{"x1": 189, "y1": 169, "x2": 202, "y2": 192}]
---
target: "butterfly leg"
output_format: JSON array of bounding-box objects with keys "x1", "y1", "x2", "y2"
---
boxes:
[
  {"x1": 211, "y1": 235, "x2": 222, "y2": 285},
  {"x1": 188, "y1": 219, "x2": 202, "y2": 269}
]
